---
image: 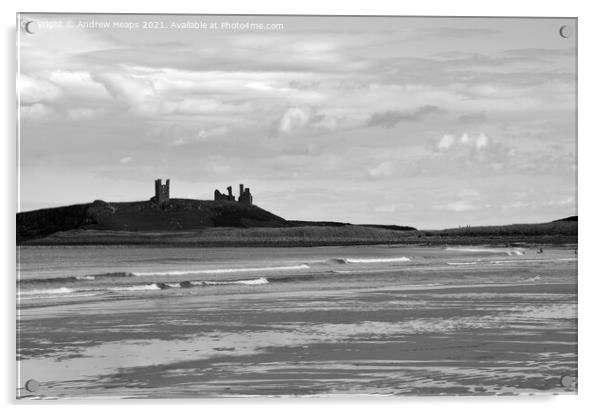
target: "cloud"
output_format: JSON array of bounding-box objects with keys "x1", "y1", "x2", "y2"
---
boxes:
[
  {"x1": 18, "y1": 74, "x2": 62, "y2": 104},
  {"x1": 546, "y1": 196, "x2": 575, "y2": 207},
  {"x1": 367, "y1": 162, "x2": 393, "y2": 178},
  {"x1": 311, "y1": 114, "x2": 338, "y2": 131},
  {"x1": 434, "y1": 200, "x2": 480, "y2": 212},
  {"x1": 276, "y1": 107, "x2": 338, "y2": 134},
  {"x1": 438, "y1": 134, "x2": 456, "y2": 150},
  {"x1": 119, "y1": 156, "x2": 133, "y2": 164},
  {"x1": 366, "y1": 105, "x2": 445, "y2": 128},
  {"x1": 48, "y1": 70, "x2": 110, "y2": 99},
  {"x1": 93, "y1": 71, "x2": 157, "y2": 114},
  {"x1": 435, "y1": 132, "x2": 491, "y2": 152},
  {"x1": 66, "y1": 107, "x2": 101, "y2": 121},
  {"x1": 20, "y1": 103, "x2": 56, "y2": 120},
  {"x1": 198, "y1": 126, "x2": 229, "y2": 140},
  {"x1": 278, "y1": 107, "x2": 313, "y2": 133},
  {"x1": 475, "y1": 133, "x2": 489, "y2": 149},
  {"x1": 458, "y1": 112, "x2": 488, "y2": 123},
  {"x1": 171, "y1": 126, "x2": 231, "y2": 146}
]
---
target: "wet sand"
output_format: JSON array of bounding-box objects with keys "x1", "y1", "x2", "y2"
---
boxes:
[{"x1": 17, "y1": 246, "x2": 577, "y2": 398}]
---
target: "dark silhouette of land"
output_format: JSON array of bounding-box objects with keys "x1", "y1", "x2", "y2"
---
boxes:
[
  {"x1": 16, "y1": 198, "x2": 576, "y2": 247},
  {"x1": 16, "y1": 178, "x2": 576, "y2": 246}
]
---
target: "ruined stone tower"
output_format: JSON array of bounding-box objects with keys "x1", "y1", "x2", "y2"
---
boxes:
[
  {"x1": 214, "y1": 185, "x2": 236, "y2": 201},
  {"x1": 214, "y1": 183, "x2": 253, "y2": 205},
  {"x1": 152, "y1": 178, "x2": 170, "y2": 206},
  {"x1": 238, "y1": 183, "x2": 253, "y2": 205}
]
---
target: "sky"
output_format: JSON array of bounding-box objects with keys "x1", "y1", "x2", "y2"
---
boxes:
[{"x1": 17, "y1": 14, "x2": 577, "y2": 229}]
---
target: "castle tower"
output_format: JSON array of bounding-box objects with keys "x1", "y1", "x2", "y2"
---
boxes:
[
  {"x1": 153, "y1": 178, "x2": 170, "y2": 206},
  {"x1": 238, "y1": 183, "x2": 253, "y2": 205}
]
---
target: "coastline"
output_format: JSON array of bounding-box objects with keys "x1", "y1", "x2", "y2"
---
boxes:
[{"x1": 17, "y1": 226, "x2": 578, "y2": 248}]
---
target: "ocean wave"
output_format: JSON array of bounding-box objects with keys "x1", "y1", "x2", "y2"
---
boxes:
[
  {"x1": 132, "y1": 264, "x2": 310, "y2": 277},
  {"x1": 18, "y1": 272, "x2": 132, "y2": 286},
  {"x1": 109, "y1": 284, "x2": 161, "y2": 292},
  {"x1": 446, "y1": 262, "x2": 478, "y2": 266},
  {"x1": 191, "y1": 277, "x2": 269, "y2": 286},
  {"x1": 333, "y1": 257, "x2": 411, "y2": 264},
  {"x1": 445, "y1": 247, "x2": 525, "y2": 256},
  {"x1": 18, "y1": 287, "x2": 74, "y2": 296}
]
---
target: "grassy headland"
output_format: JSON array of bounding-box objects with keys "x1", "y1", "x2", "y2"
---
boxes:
[{"x1": 16, "y1": 199, "x2": 576, "y2": 247}]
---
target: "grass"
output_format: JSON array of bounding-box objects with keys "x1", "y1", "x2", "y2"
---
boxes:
[{"x1": 21, "y1": 220, "x2": 578, "y2": 247}]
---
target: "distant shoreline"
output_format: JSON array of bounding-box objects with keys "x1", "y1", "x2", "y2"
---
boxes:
[{"x1": 17, "y1": 226, "x2": 578, "y2": 248}]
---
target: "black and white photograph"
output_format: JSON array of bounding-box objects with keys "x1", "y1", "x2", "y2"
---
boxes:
[{"x1": 16, "y1": 12, "x2": 577, "y2": 399}]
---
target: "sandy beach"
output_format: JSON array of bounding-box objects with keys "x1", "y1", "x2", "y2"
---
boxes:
[{"x1": 17, "y1": 245, "x2": 577, "y2": 398}]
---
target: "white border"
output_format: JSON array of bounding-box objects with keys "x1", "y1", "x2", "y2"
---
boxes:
[{"x1": 3, "y1": 1, "x2": 600, "y2": 412}]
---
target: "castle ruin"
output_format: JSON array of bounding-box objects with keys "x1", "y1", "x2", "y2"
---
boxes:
[
  {"x1": 149, "y1": 179, "x2": 253, "y2": 206},
  {"x1": 214, "y1": 183, "x2": 253, "y2": 205},
  {"x1": 214, "y1": 186, "x2": 235, "y2": 201},
  {"x1": 151, "y1": 178, "x2": 170, "y2": 206}
]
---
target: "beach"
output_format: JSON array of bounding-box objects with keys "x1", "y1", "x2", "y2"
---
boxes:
[{"x1": 16, "y1": 245, "x2": 577, "y2": 398}]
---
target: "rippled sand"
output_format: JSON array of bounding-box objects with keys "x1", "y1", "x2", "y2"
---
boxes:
[{"x1": 17, "y1": 245, "x2": 577, "y2": 398}]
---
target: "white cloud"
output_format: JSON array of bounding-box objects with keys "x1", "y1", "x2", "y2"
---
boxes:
[
  {"x1": 434, "y1": 200, "x2": 480, "y2": 212},
  {"x1": 198, "y1": 126, "x2": 229, "y2": 140},
  {"x1": 48, "y1": 70, "x2": 110, "y2": 99},
  {"x1": 475, "y1": 133, "x2": 489, "y2": 149},
  {"x1": 18, "y1": 74, "x2": 62, "y2": 105},
  {"x1": 436, "y1": 132, "x2": 492, "y2": 151},
  {"x1": 438, "y1": 134, "x2": 456, "y2": 150},
  {"x1": 277, "y1": 107, "x2": 340, "y2": 134},
  {"x1": 547, "y1": 196, "x2": 575, "y2": 207},
  {"x1": 367, "y1": 162, "x2": 393, "y2": 178},
  {"x1": 278, "y1": 107, "x2": 313, "y2": 133},
  {"x1": 171, "y1": 126, "x2": 231, "y2": 146},
  {"x1": 93, "y1": 71, "x2": 157, "y2": 114},
  {"x1": 119, "y1": 156, "x2": 133, "y2": 164}
]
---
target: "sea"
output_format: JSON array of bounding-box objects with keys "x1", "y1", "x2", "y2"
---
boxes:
[{"x1": 16, "y1": 244, "x2": 578, "y2": 398}]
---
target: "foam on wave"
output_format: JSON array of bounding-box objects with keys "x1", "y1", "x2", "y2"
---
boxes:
[
  {"x1": 109, "y1": 284, "x2": 161, "y2": 292},
  {"x1": 338, "y1": 257, "x2": 411, "y2": 264},
  {"x1": 445, "y1": 247, "x2": 525, "y2": 256},
  {"x1": 18, "y1": 272, "x2": 132, "y2": 286},
  {"x1": 447, "y1": 262, "x2": 478, "y2": 266},
  {"x1": 191, "y1": 277, "x2": 269, "y2": 286},
  {"x1": 18, "y1": 287, "x2": 74, "y2": 296},
  {"x1": 132, "y1": 264, "x2": 309, "y2": 277}
]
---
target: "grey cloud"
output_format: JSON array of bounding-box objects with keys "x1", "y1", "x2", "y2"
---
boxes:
[
  {"x1": 458, "y1": 112, "x2": 488, "y2": 123},
  {"x1": 367, "y1": 105, "x2": 446, "y2": 128}
]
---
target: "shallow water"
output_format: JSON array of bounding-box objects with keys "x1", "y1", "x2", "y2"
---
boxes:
[{"x1": 16, "y1": 245, "x2": 577, "y2": 398}]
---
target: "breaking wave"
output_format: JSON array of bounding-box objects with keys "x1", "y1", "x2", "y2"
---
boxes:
[
  {"x1": 132, "y1": 264, "x2": 310, "y2": 277},
  {"x1": 445, "y1": 247, "x2": 525, "y2": 256},
  {"x1": 108, "y1": 277, "x2": 270, "y2": 292},
  {"x1": 447, "y1": 262, "x2": 478, "y2": 266},
  {"x1": 109, "y1": 284, "x2": 162, "y2": 292},
  {"x1": 18, "y1": 272, "x2": 132, "y2": 286},
  {"x1": 191, "y1": 277, "x2": 269, "y2": 286},
  {"x1": 18, "y1": 287, "x2": 74, "y2": 296},
  {"x1": 332, "y1": 257, "x2": 411, "y2": 264}
]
